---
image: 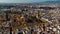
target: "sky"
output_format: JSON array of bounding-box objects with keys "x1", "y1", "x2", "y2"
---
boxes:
[{"x1": 0, "y1": 0, "x2": 58, "y2": 3}]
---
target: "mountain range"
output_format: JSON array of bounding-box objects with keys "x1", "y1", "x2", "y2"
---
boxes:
[
  {"x1": 0, "y1": 0, "x2": 60, "y2": 5},
  {"x1": 32, "y1": 1, "x2": 60, "y2": 4}
]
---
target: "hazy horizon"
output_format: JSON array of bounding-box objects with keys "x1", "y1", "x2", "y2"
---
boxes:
[{"x1": 0, "y1": 0, "x2": 58, "y2": 3}]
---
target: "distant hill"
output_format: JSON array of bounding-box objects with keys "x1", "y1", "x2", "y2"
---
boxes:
[
  {"x1": 0, "y1": 1, "x2": 60, "y2": 5},
  {"x1": 32, "y1": 1, "x2": 60, "y2": 4}
]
